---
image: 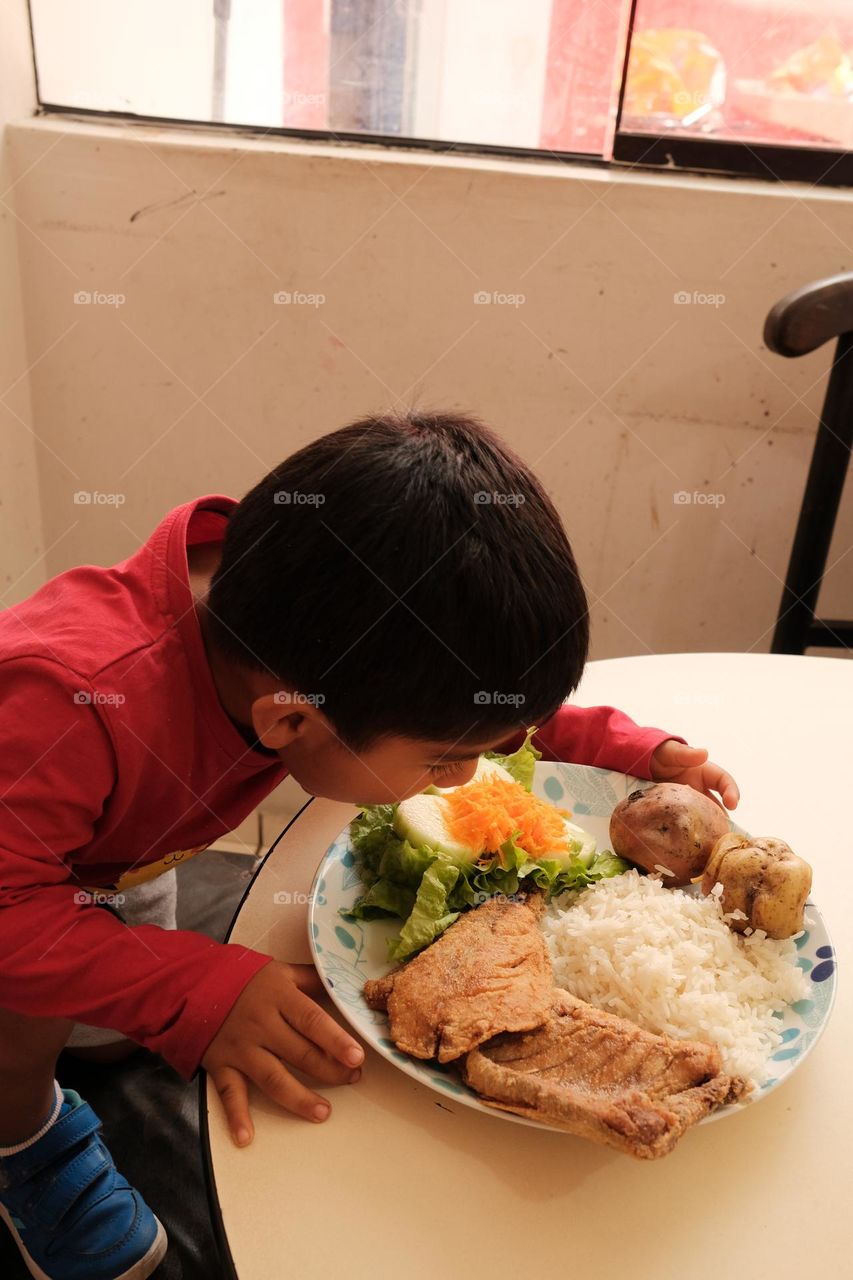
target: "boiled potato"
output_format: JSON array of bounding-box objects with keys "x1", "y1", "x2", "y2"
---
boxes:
[
  {"x1": 702, "y1": 833, "x2": 812, "y2": 939},
  {"x1": 609, "y1": 782, "x2": 730, "y2": 886}
]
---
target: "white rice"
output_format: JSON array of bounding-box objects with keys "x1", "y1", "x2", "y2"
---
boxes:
[{"x1": 543, "y1": 870, "x2": 810, "y2": 1087}]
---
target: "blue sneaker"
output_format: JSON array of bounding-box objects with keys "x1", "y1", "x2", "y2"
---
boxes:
[{"x1": 0, "y1": 1089, "x2": 167, "y2": 1280}]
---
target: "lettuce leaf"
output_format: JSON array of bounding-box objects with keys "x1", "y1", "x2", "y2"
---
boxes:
[
  {"x1": 349, "y1": 804, "x2": 397, "y2": 882},
  {"x1": 378, "y1": 838, "x2": 437, "y2": 886},
  {"x1": 345, "y1": 878, "x2": 417, "y2": 921},
  {"x1": 484, "y1": 726, "x2": 541, "y2": 791},
  {"x1": 387, "y1": 860, "x2": 460, "y2": 961},
  {"x1": 586, "y1": 849, "x2": 629, "y2": 881}
]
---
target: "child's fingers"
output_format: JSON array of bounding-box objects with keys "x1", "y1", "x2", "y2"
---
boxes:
[
  {"x1": 269, "y1": 1020, "x2": 362, "y2": 1087},
  {"x1": 245, "y1": 1048, "x2": 332, "y2": 1123},
  {"x1": 282, "y1": 987, "x2": 364, "y2": 1069},
  {"x1": 720, "y1": 775, "x2": 740, "y2": 809},
  {"x1": 703, "y1": 762, "x2": 740, "y2": 810},
  {"x1": 211, "y1": 1065, "x2": 254, "y2": 1147},
  {"x1": 653, "y1": 740, "x2": 708, "y2": 772}
]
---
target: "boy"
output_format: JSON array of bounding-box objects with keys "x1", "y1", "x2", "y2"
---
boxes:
[{"x1": 0, "y1": 411, "x2": 738, "y2": 1279}]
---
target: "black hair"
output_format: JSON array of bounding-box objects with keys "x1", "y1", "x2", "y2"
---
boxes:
[{"x1": 207, "y1": 410, "x2": 589, "y2": 750}]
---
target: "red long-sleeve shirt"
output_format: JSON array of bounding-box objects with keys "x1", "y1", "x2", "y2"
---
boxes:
[{"x1": 0, "y1": 496, "x2": 680, "y2": 1078}]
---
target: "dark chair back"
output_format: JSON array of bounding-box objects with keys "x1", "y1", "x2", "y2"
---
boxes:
[{"x1": 765, "y1": 273, "x2": 853, "y2": 654}]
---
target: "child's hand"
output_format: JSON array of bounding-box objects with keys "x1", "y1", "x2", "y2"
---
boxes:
[
  {"x1": 650, "y1": 739, "x2": 740, "y2": 810},
  {"x1": 202, "y1": 961, "x2": 364, "y2": 1146}
]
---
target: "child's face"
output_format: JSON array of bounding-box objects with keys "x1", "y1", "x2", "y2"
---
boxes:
[
  {"x1": 249, "y1": 685, "x2": 514, "y2": 803},
  {"x1": 277, "y1": 722, "x2": 503, "y2": 804}
]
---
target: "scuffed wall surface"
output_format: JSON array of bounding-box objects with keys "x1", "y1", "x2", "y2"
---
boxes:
[{"x1": 7, "y1": 117, "x2": 853, "y2": 656}]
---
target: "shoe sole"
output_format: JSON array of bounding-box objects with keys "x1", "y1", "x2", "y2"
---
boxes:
[{"x1": 0, "y1": 1200, "x2": 168, "y2": 1280}]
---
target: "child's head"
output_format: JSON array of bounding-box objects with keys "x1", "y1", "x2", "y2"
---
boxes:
[{"x1": 207, "y1": 410, "x2": 588, "y2": 802}]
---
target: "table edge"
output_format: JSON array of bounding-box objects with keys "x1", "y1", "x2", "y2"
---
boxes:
[{"x1": 198, "y1": 795, "x2": 316, "y2": 1280}]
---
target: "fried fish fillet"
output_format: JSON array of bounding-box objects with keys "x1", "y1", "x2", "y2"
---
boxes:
[
  {"x1": 363, "y1": 894, "x2": 552, "y2": 1063},
  {"x1": 464, "y1": 989, "x2": 749, "y2": 1159}
]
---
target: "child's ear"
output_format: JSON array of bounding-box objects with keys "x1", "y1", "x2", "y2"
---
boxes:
[{"x1": 251, "y1": 690, "x2": 325, "y2": 750}]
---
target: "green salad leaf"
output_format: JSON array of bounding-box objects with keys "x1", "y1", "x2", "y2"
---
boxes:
[
  {"x1": 483, "y1": 726, "x2": 541, "y2": 791},
  {"x1": 387, "y1": 860, "x2": 460, "y2": 961}
]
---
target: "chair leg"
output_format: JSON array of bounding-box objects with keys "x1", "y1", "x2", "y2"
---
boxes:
[{"x1": 772, "y1": 332, "x2": 853, "y2": 654}]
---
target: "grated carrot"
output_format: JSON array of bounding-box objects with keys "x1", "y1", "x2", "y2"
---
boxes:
[{"x1": 444, "y1": 777, "x2": 571, "y2": 860}]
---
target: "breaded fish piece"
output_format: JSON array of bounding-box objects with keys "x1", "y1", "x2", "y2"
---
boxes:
[
  {"x1": 363, "y1": 893, "x2": 552, "y2": 1062},
  {"x1": 464, "y1": 989, "x2": 749, "y2": 1158}
]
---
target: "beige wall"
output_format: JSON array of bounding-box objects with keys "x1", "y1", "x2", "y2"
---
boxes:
[
  {"x1": 6, "y1": 114, "x2": 853, "y2": 663},
  {"x1": 1, "y1": 4, "x2": 44, "y2": 604}
]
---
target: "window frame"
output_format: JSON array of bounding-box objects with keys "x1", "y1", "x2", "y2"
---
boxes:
[{"x1": 29, "y1": 0, "x2": 853, "y2": 192}]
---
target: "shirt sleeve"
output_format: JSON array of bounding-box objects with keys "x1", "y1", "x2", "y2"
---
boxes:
[
  {"x1": 0, "y1": 656, "x2": 271, "y2": 1079},
  {"x1": 497, "y1": 703, "x2": 685, "y2": 778}
]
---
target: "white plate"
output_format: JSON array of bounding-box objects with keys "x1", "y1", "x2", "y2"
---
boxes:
[{"x1": 308, "y1": 762, "x2": 837, "y2": 1131}]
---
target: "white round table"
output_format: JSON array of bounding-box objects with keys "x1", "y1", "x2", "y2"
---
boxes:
[{"x1": 202, "y1": 653, "x2": 852, "y2": 1280}]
